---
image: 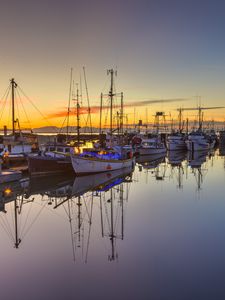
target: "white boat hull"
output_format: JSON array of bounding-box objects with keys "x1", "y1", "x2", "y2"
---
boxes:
[
  {"x1": 71, "y1": 155, "x2": 135, "y2": 175},
  {"x1": 72, "y1": 167, "x2": 133, "y2": 196}
]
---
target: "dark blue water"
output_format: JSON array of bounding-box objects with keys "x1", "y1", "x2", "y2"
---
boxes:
[{"x1": 0, "y1": 149, "x2": 225, "y2": 300}]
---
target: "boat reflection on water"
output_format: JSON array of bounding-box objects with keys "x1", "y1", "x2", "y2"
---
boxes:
[
  {"x1": 0, "y1": 178, "x2": 35, "y2": 248},
  {"x1": 167, "y1": 150, "x2": 187, "y2": 167},
  {"x1": 188, "y1": 150, "x2": 208, "y2": 191},
  {"x1": 26, "y1": 174, "x2": 75, "y2": 199},
  {"x1": 96, "y1": 169, "x2": 133, "y2": 261},
  {"x1": 0, "y1": 148, "x2": 222, "y2": 261},
  {"x1": 136, "y1": 153, "x2": 166, "y2": 171},
  {"x1": 167, "y1": 151, "x2": 187, "y2": 189},
  {"x1": 52, "y1": 167, "x2": 133, "y2": 262},
  {"x1": 0, "y1": 167, "x2": 133, "y2": 264},
  {"x1": 219, "y1": 145, "x2": 225, "y2": 157},
  {"x1": 188, "y1": 150, "x2": 208, "y2": 169}
]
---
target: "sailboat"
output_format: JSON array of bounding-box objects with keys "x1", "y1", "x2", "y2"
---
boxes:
[
  {"x1": 0, "y1": 79, "x2": 38, "y2": 166},
  {"x1": 133, "y1": 112, "x2": 167, "y2": 156},
  {"x1": 27, "y1": 71, "x2": 78, "y2": 176},
  {"x1": 70, "y1": 69, "x2": 135, "y2": 175}
]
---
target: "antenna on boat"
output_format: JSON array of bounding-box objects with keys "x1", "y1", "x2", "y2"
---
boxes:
[
  {"x1": 10, "y1": 78, "x2": 17, "y2": 135},
  {"x1": 177, "y1": 106, "x2": 225, "y2": 131},
  {"x1": 107, "y1": 69, "x2": 116, "y2": 141},
  {"x1": 76, "y1": 84, "x2": 80, "y2": 151}
]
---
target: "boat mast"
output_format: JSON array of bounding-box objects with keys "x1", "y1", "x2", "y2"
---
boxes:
[
  {"x1": 66, "y1": 68, "x2": 73, "y2": 141},
  {"x1": 120, "y1": 92, "x2": 124, "y2": 135},
  {"x1": 11, "y1": 78, "x2": 17, "y2": 135},
  {"x1": 198, "y1": 106, "x2": 202, "y2": 130},
  {"x1": 108, "y1": 69, "x2": 115, "y2": 143},
  {"x1": 109, "y1": 188, "x2": 115, "y2": 261},
  {"x1": 14, "y1": 199, "x2": 21, "y2": 248},
  {"x1": 99, "y1": 93, "x2": 103, "y2": 135},
  {"x1": 83, "y1": 67, "x2": 93, "y2": 134},
  {"x1": 178, "y1": 108, "x2": 182, "y2": 132},
  {"x1": 76, "y1": 84, "x2": 80, "y2": 149}
]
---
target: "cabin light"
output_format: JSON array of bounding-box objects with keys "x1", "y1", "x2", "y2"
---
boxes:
[{"x1": 3, "y1": 187, "x2": 12, "y2": 197}]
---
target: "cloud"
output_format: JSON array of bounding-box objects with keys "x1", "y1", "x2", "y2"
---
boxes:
[
  {"x1": 47, "y1": 98, "x2": 189, "y2": 119},
  {"x1": 126, "y1": 98, "x2": 188, "y2": 107}
]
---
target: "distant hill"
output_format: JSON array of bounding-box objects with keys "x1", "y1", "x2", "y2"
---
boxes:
[{"x1": 32, "y1": 126, "x2": 59, "y2": 133}]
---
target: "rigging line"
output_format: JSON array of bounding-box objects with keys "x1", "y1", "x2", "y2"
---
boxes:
[
  {"x1": 4, "y1": 203, "x2": 16, "y2": 239},
  {"x1": 0, "y1": 215, "x2": 15, "y2": 242},
  {"x1": 0, "y1": 84, "x2": 10, "y2": 110},
  {"x1": 80, "y1": 72, "x2": 83, "y2": 105},
  {"x1": 0, "y1": 85, "x2": 11, "y2": 122},
  {"x1": 114, "y1": 201, "x2": 120, "y2": 233},
  {"x1": 62, "y1": 201, "x2": 71, "y2": 219},
  {"x1": 103, "y1": 195, "x2": 111, "y2": 232},
  {"x1": 85, "y1": 193, "x2": 94, "y2": 263},
  {"x1": 21, "y1": 202, "x2": 47, "y2": 239},
  {"x1": 17, "y1": 88, "x2": 32, "y2": 130},
  {"x1": 7, "y1": 89, "x2": 12, "y2": 129},
  {"x1": 0, "y1": 83, "x2": 11, "y2": 101},
  {"x1": 81, "y1": 225, "x2": 85, "y2": 259},
  {"x1": 83, "y1": 67, "x2": 92, "y2": 133},
  {"x1": 68, "y1": 200, "x2": 76, "y2": 262},
  {"x1": 9, "y1": 201, "x2": 15, "y2": 237},
  {"x1": 15, "y1": 90, "x2": 21, "y2": 126},
  {"x1": 58, "y1": 115, "x2": 68, "y2": 134},
  {"x1": 17, "y1": 86, "x2": 58, "y2": 132},
  {"x1": 82, "y1": 195, "x2": 92, "y2": 222},
  {"x1": 67, "y1": 68, "x2": 73, "y2": 139},
  {"x1": 20, "y1": 200, "x2": 33, "y2": 238}
]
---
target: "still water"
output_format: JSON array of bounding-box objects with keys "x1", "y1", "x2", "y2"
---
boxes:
[{"x1": 0, "y1": 149, "x2": 225, "y2": 300}]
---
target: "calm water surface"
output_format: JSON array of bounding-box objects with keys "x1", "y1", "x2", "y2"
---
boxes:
[{"x1": 0, "y1": 149, "x2": 225, "y2": 300}]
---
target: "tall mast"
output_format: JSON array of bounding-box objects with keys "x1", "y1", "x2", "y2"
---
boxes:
[
  {"x1": 66, "y1": 68, "x2": 73, "y2": 141},
  {"x1": 99, "y1": 93, "x2": 103, "y2": 135},
  {"x1": 198, "y1": 106, "x2": 202, "y2": 130},
  {"x1": 108, "y1": 69, "x2": 115, "y2": 138},
  {"x1": 83, "y1": 67, "x2": 92, "y2": 134},
  {"x1": 109, "y1": 188, "x2": 115, "y2": 261},
  {"x1": 120, "y1": 92, "x2": 124, "y2": 135},
  {"x1": 14, "y1": 199, "x2": 20, "y2": 248},
  {"x1": 76, "y1": 84, "x2": 80, "y2": 149},
  {"x1": 11, "y1": 78, "x2": 17, "y2": 135},
  {"x1": 178, "y1": 108, "x2": 182, "y2": 132}
]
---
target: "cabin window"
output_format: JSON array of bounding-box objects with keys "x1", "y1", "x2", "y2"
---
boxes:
[
  {"x1": 49, "y1": 147, "x2": 55, "y2": 151},
  {"x1": 65, "y1": 148, "x2": 70, "y2": 153},
  {"x1": 56, "y1": 147, "x2": 63, "y2": 152}
]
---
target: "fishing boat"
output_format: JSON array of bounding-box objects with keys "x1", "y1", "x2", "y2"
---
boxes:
[
  {"x1": 166, "y1": 108, "x2": 187, "y2": 151},
  {"x1": 71, "y1": 69, "x2": 135, "y2": 175},
  {"x1": 167, "y1": 132, "x2": 187, "y2": 151},
  {"x1": 180, "y1": 105, "x2": 223, "y2": 151},
  {"x1": 28, "y1": 71, "x2": 80, "y2": 176},
  {"x1": 27, "y1": 142, "x2": 74, "y2": 176},
  {"x1": 0, "y1": 79, "x2": 39, "y2": 167},
  {"x1": 186, "y1": 130, "x2": 213, "y2": 151},
  {"x1": 137, "y1": 135, "x2": 167, "y2": 155}
]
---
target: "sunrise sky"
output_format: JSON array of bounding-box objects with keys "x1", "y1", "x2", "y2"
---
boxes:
[{"x1": 1, "y1": 0, "x2": 225, "y2": 129}]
